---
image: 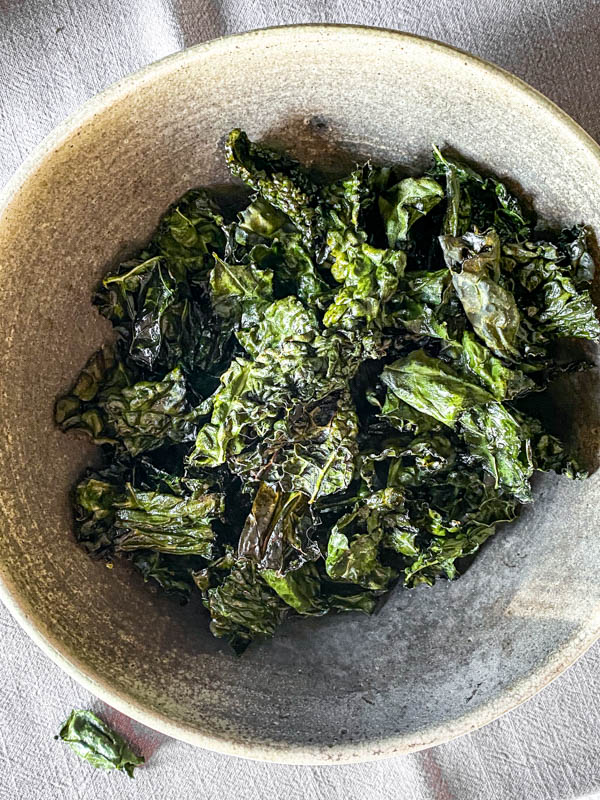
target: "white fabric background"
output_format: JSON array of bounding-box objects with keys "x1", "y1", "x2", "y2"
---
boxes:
[{"x1": 2, "y1": 2, "x2": 600, "y2": 798}]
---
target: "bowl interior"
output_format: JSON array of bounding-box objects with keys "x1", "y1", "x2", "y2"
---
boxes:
[{"x1": 1, "y1": 27, "x2": 600, "y2": 763}]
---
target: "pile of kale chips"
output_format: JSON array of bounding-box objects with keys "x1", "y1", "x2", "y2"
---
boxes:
[{"x1": 56, "y1": 130, "x2": 600, "y2": 653}]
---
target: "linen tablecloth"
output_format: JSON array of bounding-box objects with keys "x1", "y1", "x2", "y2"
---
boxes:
[{"x1": 2, "y1": 2, "x2": 600, "y2": 798}]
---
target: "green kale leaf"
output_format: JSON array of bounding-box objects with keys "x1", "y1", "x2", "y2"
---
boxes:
[
  {"x1": 152, "y1": 189, "x2": 226, "y2": 279},
  {"x1": 379, "y1": 176, "x2": 444, "y2": 247},
  {"x1": 210, "y1": 255, "x2": 273, "y2": 328},
  {"x1": 381, "y1": 349, "x2": 493, "y2": 427},
  {"x1": 204, "y1": 559, "x2": 289, "y2": 653},
  {"x1": 56, "y1": 356, "x2": 202, "y2": 455},
  {"x1": 323, "y1": 242, "x2": 406, "y2": 330},
  {"x1": 440, "y1": 229, "x2": 521, "y2": 358},
  {"x1": 72, "y1": 464, "x2": 128, "y2": 556},
  {"x1": 114, "y1": 483, "x2": 223, "y2": 556},
  {"x1": 57, "y1": 709, "x2": 144, "y2": 778},
  {"x1": 237, "y1": 483, "x2": 320, "y2": 573},
  {"x1": 444, "y1": 331, "x2": 535, "y2": 400},
  {"x1": 431, "y1": 146, "x2": 532, "y2": 240},
  {"x1": 458, "y1": 402, "x2": 535, "y2": 502},
  {"x1": 232, "y1": 389, "x2": 358, "y2": 502},
  {"x1": 225, "y1": 129, "x2": 318, "y2": 242}
]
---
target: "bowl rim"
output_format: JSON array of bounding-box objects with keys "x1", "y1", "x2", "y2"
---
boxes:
[{"x1": 2, "y1": 23, "x2": 600, "y2": 765}]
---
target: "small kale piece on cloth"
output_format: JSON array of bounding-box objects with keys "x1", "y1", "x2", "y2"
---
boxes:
[{"x1": 57, "y1": 710, "x2": 144, "y2": 778}]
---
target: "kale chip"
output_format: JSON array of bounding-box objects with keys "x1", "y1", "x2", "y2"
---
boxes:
[{"x1": 56, "y1": 709, "x2": 144, "y2": 778}]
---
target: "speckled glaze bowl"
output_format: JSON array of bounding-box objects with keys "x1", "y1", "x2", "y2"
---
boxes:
[{"x1": 1, "y1": 25, "x2": 600, "y2": 764}]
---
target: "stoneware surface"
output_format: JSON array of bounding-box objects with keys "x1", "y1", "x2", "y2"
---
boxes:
[{"x1": 1, "y1": 25, "x2": 600, "y2": 765}]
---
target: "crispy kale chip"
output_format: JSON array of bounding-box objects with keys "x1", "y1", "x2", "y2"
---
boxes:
[
  {"x1": 202, "y1": 559, "x2": 289, "y2": 654},
  {"x1": 94, "y1": 190, "x2": 227, "y2": 375},
  {"x1": 440, "y1": 229, "x2": 521, "y2": 358},
  {"x1": 225, "y1": 128, "x2": 318, "y2": 243},
  {"x1": 57, "y1": 709, "x2": 144, "y2": 778},
  {"x1": 56, "y1": 132, "x2": 599, "y2": 652},
  {"x1": 113, "y1": 484, "x2": 223, "y2": 557},
  {"x1": 56, "y1": 357, "x2": 203, "y2": 456}
]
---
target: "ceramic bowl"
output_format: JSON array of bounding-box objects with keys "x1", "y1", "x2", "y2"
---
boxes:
[{"x1": 1, "y1": 25, "x2": 600, "y2": 764}]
